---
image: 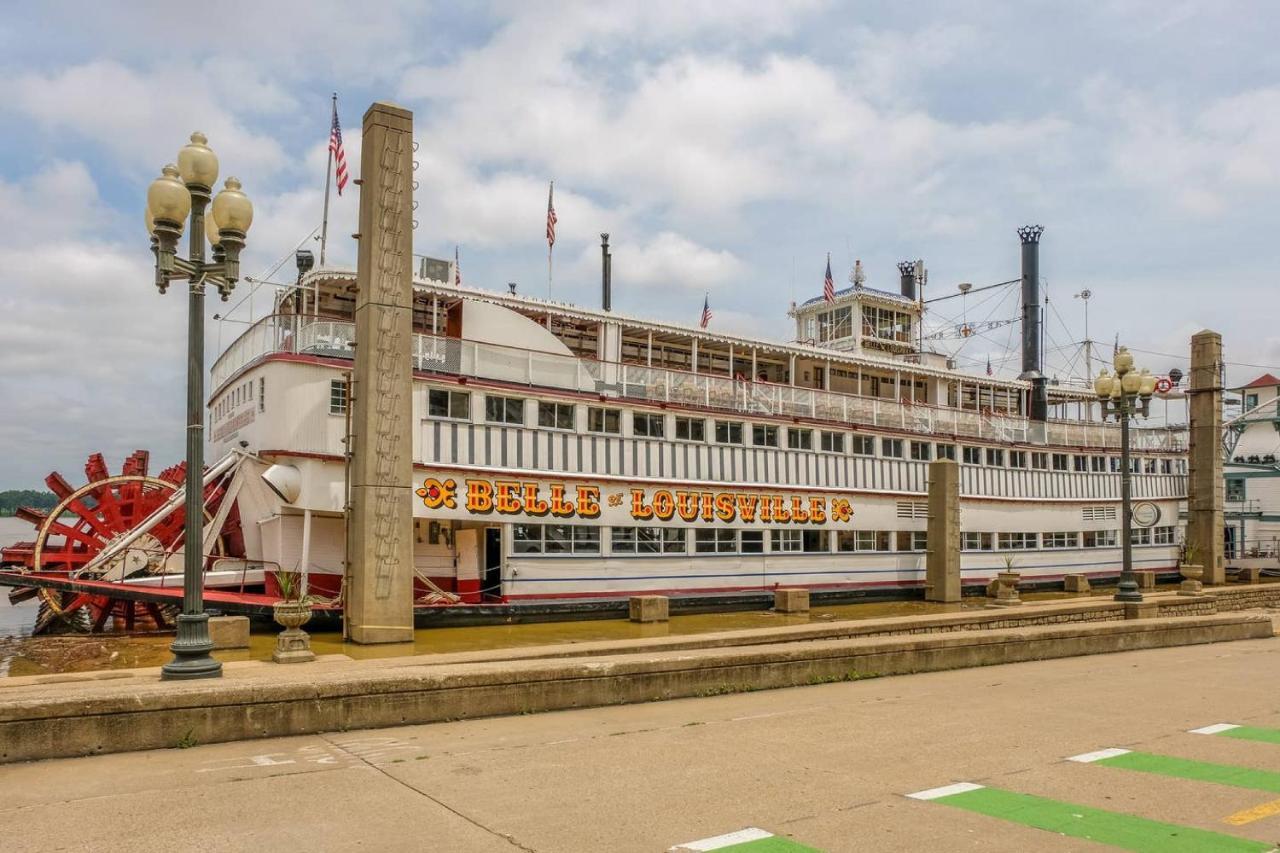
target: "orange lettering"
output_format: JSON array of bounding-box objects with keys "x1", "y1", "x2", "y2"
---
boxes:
[
  {"x1": 495, "y1": 481, "x2": 522, "y2": 515},
  {"x1": 652, "y1": 490, "x2": 674, "y2": 521},
  {"x1": 630, "y1": 489, "x2": 653, "y2": 520},
  {"x1": 808, "y1": 497, "x2": 826, "y2": 524},
  {"x1": 676, "y1": 491, "x2": 700, "y2": 522},
  {"x1": 714, "y1": 493, "x2": 735, "y2": 522},
  {"x1": 576, "y1": 486, "x2": 601, "y2": 518},
  {"x1": 735, "y1": 495, "x2": 758, "y2": 523},
  {"x1": 789, "y1": 496, "x2": 809, "y2": 524},
  {"x1": 549, "y1": 484, "x2": 575, "y2": 517},
  {"x1": 466, "y1": 479, "x2": 493, "y2": 513},
  {"x1": 522, "y1": 483, "x2": 549, "y2": 516}
]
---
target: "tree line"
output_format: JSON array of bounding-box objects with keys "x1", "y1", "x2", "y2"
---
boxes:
[{"x1": 0, "y1": 490, "x2": 56, "y2": 517}]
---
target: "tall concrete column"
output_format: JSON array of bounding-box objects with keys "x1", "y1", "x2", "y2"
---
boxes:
[
  {"x1": 925, "y1": 459, "x2": 961, "y2": 602},
  {"x1": 346, "y1": 102, "x2": 415, "y2": 643},
  {"x1": 1187, "y1": 330, "x2": 1225, "y2": 585}
]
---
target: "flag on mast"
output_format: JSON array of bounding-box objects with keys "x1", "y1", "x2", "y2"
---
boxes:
[
  {"x1": 329, "y1": 102, "x2": 349, "y2": 195},
  {"x1": 454, "y1": 245, "x2": 461, "y2": 286},
  {"x1": 700, "y1": 294, "x2": 712, "y2": 329},
  {"x1": 986, "y1": 356, "x2": 993, "y2": 376},
  {"x1": 823, "y1": 254, "x2": 835, "y2": 303},
  {"x1": 546, "y1": 182, "x2": 557, "y2": 247}
]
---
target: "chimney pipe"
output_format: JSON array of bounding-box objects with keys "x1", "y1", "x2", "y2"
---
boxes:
[
  {"x1": 1017, "y1": 225, "x2": 1048, "y2": 421},
  {"x1": 601, "y1": 232, "x2": 611, "y2": 311},
  {"x1": 897, "y1": 261, "x2": 916, "y2": 300}
]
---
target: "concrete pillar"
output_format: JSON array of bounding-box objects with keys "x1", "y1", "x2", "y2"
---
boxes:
[
  {"x1": 1063, "y1": 574, "x2": 1091, "y2": 594},
  {"x1": 345, "y1": 102, "x2": 416, "y2": 644},
  {"x1": 1187, "y1": 330, "x2": 1225, "y2": 585},
  {"x1": 629, "y1": 596, "x2": 669, "y2": 623},
  {"x1": 925, "y1": 459, "x2": 961, "y2": 602},
  {"x1": 208, "y1": 615, "x2": 250, "y2": 650}
]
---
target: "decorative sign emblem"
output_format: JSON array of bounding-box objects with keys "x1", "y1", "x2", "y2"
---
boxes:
[{"x1": 1132, "y1": 501, "x2": 1160, "y2": 528}]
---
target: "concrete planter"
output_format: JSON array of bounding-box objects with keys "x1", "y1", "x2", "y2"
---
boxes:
[
  {"x1": 272, "y1": 601, "x2": 316, "y2": 664},
  {"x1": 1179, "y1": 563, "x2": 1204, "y2": 597},
  {"x1": 990, "y1": 570, "x2": 1022, "y2": 607}
]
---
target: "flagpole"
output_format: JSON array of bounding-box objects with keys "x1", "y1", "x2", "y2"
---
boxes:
[{"x1": 320, "y1": 92, "x2": 336, "y2": 267}]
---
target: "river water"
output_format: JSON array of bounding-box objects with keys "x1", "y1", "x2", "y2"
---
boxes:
[{"x1": 0, "y1": 516, "x2": 37, "y2": 637}]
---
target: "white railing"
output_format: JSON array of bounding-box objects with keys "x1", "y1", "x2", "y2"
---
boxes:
[{"x1": 209, "y1": 315, "x2": 1187, "y2": 452}]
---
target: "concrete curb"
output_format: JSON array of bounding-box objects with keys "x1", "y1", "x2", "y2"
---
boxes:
[{"x1": 0, "y1": 613, "x2": 1270, "y2": 765}]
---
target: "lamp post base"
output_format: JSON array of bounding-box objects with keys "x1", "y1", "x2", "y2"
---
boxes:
[
  {"x1": 1113, "y1": 580, "x2": 1144, "y2": 603},
  {"x1": 161, "y1": 613, "x2": 223, "y2": 680}
]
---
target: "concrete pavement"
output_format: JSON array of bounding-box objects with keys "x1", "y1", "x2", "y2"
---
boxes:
[{"x1": 5, "y1": 634, "x2": 1280, "y2": 851}]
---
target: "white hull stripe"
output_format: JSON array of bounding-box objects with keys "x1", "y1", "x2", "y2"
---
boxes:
[
  {"x1": 668, "y1": 827, "x2": 774, "y2": 850},
  {"x1": 1066, "y1": 748, "x2": 1131, "y2": 763},
  {"x1": 906, "y1": 782, "x2": 985, "y2": 800},
  {"x1": 1189, "y1": 723, "x2": 1241, "y2": 735}
]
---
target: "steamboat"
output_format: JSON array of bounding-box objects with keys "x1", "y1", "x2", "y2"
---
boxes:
[{"x1": 1, "y1": 227, "x2": 1189, "y2": 631}]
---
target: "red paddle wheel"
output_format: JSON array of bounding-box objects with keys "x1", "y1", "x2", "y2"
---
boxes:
[{"x1": 1, "y1": 451, "x2": 244, "y2": 634}]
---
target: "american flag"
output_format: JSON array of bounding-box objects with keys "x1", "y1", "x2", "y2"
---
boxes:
[
  {"x1": 546, "y1": 181, "x2": 557, "y2": 248},
  {"x1": 329, "y1": 102, "x2": 349, "y2": 195},
  {"x1": 823, "y1": 254, "x2": 835, "y2": 304},
  {"x1": 455, "y1": 245, "x2": 461, "y2": 286},
  {"x1": 986, "y1": 356, "x2": 993, "y2": 376},
  {"x1": 700, "y1": 294, "x2": 712, "y2": 329}
]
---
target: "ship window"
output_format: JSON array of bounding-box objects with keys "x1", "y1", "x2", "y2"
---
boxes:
[
  {"x1": 258, "y1": 377, "x2": 265, "y2": 413},
  {"x1": 1042, "y1": 531, "x2": 1078, "y2": 549},
  {"x1": 715, "y1": 420, "x2": 743, "y2": 444},
  {"x1": 910, "y1": 441, "x2": 931, "y2": 461},
  {"x1": 1009, "y1": 450, "x2": 1027, "y2": 469},
  {"x1": 513, "y1": 524, "x2": 599, "y2": 554},
  {"x1": 537, "y1": 401, "x2": 575, "y2": 430},
  {"x1": 787, "y1": 428, "x2": 813, "y2": 450},
  {"x1": 1052, "y1": 453, "x2": 1069, "y2": 471},
  {"x1": 1091, "y1": 456, "x2": 1107, "y2": 472},
  {"x1": 329, "y1": 379, "x2": 348, "y2": 415},
  {"x1": 1109, "y1": 456, "x2": 1122, "y2": 472},
  {"x1": 962, "y1": 446, "x2": 982, "y2": 465},
  {"x1": 1160, "y1": 458, "x2": 1172, "y2": 474},
  {"x1": 1153, "y1": 525, "x2": 1175, "y2": 544},
  {"x1": 1083, "y1": 530, "x2": 1118, "y2": 548},
  {"x1": 850, "y1": 435, "x2": 875, "y2": 456},
  {"x1": 998, "y1": 532, "x2": 1037, "y2": 550},
  {"x1": 1074, "y1": 455, "x2": 1088, "y2": 473},
  {"x1": 695, "y1": 528, "x2": 737, "y2": 553},
  {"x1": 675, "y1": 417, "x2": 705, "y2": 442},
  {"x1": 986, "y1": 448, "x2": 1005, "y2": 467},
  {"x1": 753, "y1": 425, "x2": 778, "y2": 447},
  {"x1": 837, "y1": 530, "x2": 891, "y2": 552},
  {"x1": 935, "y1": 443, "x2": 956, "y2": 461},
  {"x1": 612, "y1": 526, "x2": 685, "y2": 554},
  {"x1": 1032, "y1": 452, "x2": 1049, "y2": 470},
  {"x1": 633, "y1": 413, "x2": 665, "y2": 438},
  {"x1": 772, "y1": 530, "x2": 802, "y2": 552},
  {"x1": 485, "y1": 395, "x2": 525, "y2": 426},
  {"x1": 1246, "y1": 393, "x2": 1260, "y2": 410},
  {"x1": 820, "y1": 431, "x2": 844, "y2": 453},
  {"x1": 587, "y1": 407, "x2": 621, "y2": 434},
  {"x1": 881, "y1": 438, "x2": 904, "y2": 458},
  {"x1": 740, "y1": 530, "x2": 764, "y2": 553},
  {"x1": 1227, "y1": 478, "x2": 1245, "y2": 502},
  {"x1": 895, "y1": 531, "x2": 928, "y2": 552},
  {"x1": 1130, "y1": 527, "x2": 1152, "y2": 545},
  {"x1": 962, "y1": 532, "x2": 993, "y2": 551},
  {"x1": 428, "y1": 389, "x2": 470, "y2": 420}
]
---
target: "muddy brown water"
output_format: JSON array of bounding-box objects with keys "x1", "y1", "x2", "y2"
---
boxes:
[{"x1": 0, "y1": 587, "x2": 1125, "y2": 678}]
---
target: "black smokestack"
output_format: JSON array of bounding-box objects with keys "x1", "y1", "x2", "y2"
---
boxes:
[
  {"x1": 1018, "y1": 225, "x2": 1047, "y2": 421},
  {"x1": 601, "y1": 232, "x2": 611, "y2": 311},
  {"x1": 897, "y1": 261, "x2": 916, "y2": 300}
]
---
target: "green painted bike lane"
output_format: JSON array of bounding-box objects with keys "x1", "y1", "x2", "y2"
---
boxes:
[{"x1": 909, "y1": 783, "x2": 1273, "y2": 852}]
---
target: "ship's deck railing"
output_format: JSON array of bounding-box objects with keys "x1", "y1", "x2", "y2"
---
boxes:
[{"x1": 210, "y1": 315, "x2": 1187, "y2": 453}]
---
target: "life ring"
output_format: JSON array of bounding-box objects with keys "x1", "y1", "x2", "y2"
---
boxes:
[{"x1": 1155, "y1": 377, "x2": 1172, "y2": 393}]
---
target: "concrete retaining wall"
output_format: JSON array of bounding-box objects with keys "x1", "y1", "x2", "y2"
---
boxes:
[{"x1": 0, "y1": 613, "x2": 1268, "y2": 765}]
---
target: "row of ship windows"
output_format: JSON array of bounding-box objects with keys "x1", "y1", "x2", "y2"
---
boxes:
[
  {"x1": 212, "y1": 377, "x2": 265, "y2": 423},
  {"x1": 377, "y1": 386, "x2": 1183, "y2": 474},
  {"x1": 509, "y1": 524, "x2": 1179, "y2": 556}
]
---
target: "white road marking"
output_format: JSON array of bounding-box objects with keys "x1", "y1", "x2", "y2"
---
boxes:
[
  {"x1": 1189, "y1": 723, "x2": 1241, "y2": 735},
  {"x1": 668, "y1": 827, "x2": 774, "y2": 851},
  {"x1": 905, "y1": 782, "x2": 985, "y2": 800},
  {"x1": 1066, "y1": 748, "x2": 1131, "y2": 763}
]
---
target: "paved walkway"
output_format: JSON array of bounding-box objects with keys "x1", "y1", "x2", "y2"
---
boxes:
[{"x1": 4, "y1": 636, "x2": 1280, "y2": 851}]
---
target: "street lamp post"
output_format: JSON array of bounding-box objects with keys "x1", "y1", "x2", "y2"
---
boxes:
[
  {"x1": 1094, "y1": 346, "x2": 1156, "y2": 603},
  {"x1": 147, "y1": 132, "x2": 254, "y2": 680}
]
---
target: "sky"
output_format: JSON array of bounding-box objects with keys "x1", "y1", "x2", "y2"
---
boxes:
[{"x1": 1, "y1": 0, "x2": 1278, "y2": 489}]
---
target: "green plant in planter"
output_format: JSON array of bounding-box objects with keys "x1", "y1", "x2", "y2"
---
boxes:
[
  {"x1": 272, "y1": 569, "x2": 316, "y2": 604},
  {"x1": 1001, "y1": 554, "x2": 1018, "y2": 572},
  {"x1": 1181, "y1": 540, "x2": 1200, "y2": 567}
]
